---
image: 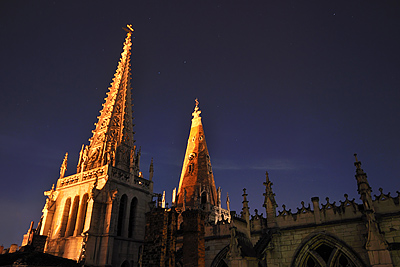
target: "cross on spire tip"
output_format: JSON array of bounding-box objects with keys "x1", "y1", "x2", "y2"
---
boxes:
[
  {"x1": 123, "y1": 24, "x2": 134, "y2": 33},
  {"x1": 192, "y1": 98, "x2": 201, "y2": 119}
]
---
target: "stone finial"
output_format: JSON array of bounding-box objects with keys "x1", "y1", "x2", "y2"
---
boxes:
[
  {"x1": 354, "y1": 153, "x2": 363, "y2": 171},
  {"x1": 80, "y1": 145, "x2": 88, "y2": 173},
  {"x1": 225, "y1": 192, "x2": 232, "y2": 223},
  {"x1": 59, "y1": 152, "x2": 68, "y2": 179},
  {"x1": 241, "y1": 188, "x2": 250, "y2": 224},
  {"x1": 242, "y1": 188, "x2": 249, "y2": 208},
  {"x1": 263, "y1": 170, "x2": 277, "y2": 217},
  {"x1": 162, "y1": 191, "x2": 166, "y2": 208},
  {"x1": 263, "y1": 170, "x2": 274, "y2": 194},
  {"x1": 77, "y1": 144, "x2": 85, "y2": 172},
  {"x1": 172, "y1": 188, "x2": 176, "y2": 206},
  {"x1": 43, "y1": 184, "x2": 58, "y2": 207},
  {"x1": 353, "y1": 154, "x2": 373, "y2": 210},
  {"x1": 149, "y1": 158, "x2": 154, "y2": 181},
  {"x1": 217, "y1": 187, "x2": 221, "y2": 206},
  {"x1": 226, "y1": 192, "x2": 230, "y2": 212},
  {"x1": 214, "y1": 187, "x2": 223, "y2": 224}
]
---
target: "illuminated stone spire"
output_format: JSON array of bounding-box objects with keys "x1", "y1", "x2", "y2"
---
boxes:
[
  {"x1": 176, "y1": 99, "x2": 218, "y2": 210},
  {"x1": 81, "y1": 25, "x2": 136, "y2": 173}
]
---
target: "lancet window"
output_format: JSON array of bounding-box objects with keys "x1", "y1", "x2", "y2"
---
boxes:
[
  {"x1": 66, "y1": 195, "x2": 80, "y2": 237},
  {"x1": 117, "y1": 194, "x2": 128, "y2": 236},
  {"x1": 76, "y1": 193, "x2": 89, "y2": 235},
  {"x1": 128, "y1": 197, "x2": 137, "y2": 238},
  {"x1": 58, "y1": 198, "x2": 71, "y2": 237},
  {"x1": 201, "y1": 192, "x2": 207, "y2": 204}
]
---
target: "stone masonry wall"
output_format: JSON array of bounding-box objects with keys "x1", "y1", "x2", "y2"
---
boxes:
[
  {"x1": 204, "y1": 223, "x2": 230, "y2": 266},
  {"x1": 378, "y1": 214, "x2": 400, "y2": 265},
  {"x1": 142, "y1": 208, "x2": 169, "y2": 266},
  {"x1": 265, "y1": 220, "x2": 369, "y2": 267},
  {"x1": 182, "y1": 209, "x2": 206, "y2": 267}
]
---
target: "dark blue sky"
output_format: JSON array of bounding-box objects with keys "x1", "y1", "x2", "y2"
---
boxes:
[{"x1": 1, "y1": 0, "x2": 399, "y2": 247}]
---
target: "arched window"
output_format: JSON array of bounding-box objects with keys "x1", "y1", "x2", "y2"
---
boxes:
[
  {"x1": 76, "y1": 193, "x2": 89, "y2": 235},
  {"x1": 292, "y1": 233, "x2": 366, "y2": 267},
  {"x1": 59, "y1": 198, "x2": 71, "y2": 237},
  {"x1": 117, "y1": 194, "x2": 128, "y2": 236},
  {"x1": 66, "y1": 195, "x2": 79, "y2": 237},
  {"x1": 121, "y1": 260, "x2": 130, "y2": 267},
  {"x1": 210, "y1": 245, "x2": 229, "y2": 267},
  {"x1": 128, "y1": 197, "x2": 138, "y2": 238},
  {"x1": 201, "y1": 192, "x2": 207, "y2": 204}
]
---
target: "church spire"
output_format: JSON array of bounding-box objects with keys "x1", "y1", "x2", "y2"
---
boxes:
[
  {"x1": 263, "y1": 171, "x2": 277, "y2": 228},
  {"x1": 176, "y1": 100, "x2": 218, "y2": 210},
  {"x1": 80, "y1": 25, "x2": 136, "y2": 173}
]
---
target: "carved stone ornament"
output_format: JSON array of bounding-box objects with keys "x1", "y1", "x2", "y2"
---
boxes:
[
  {"x1": 43, "y1": 184, "x2": 58, "y2": 210},
  {"x1": 59, "y1": 152, "x2": 68, "y2": 179}
]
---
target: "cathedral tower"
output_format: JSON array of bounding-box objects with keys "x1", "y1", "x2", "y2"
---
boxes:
[
  {"x1": 38, "y1": 26, "x2": 153, "y2": 267},
  {"x1": 176, "y1": 100, "x2": 218, "y2": 211}
]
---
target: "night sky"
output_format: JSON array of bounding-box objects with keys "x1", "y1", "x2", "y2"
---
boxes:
[{"x1": 1, "y1": 1, "x2": 399, "y2": 247}]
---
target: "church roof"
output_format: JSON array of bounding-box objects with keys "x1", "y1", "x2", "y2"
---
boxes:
[{"x1": 176, "y1": 100, "x2": 218, "y2": 209}]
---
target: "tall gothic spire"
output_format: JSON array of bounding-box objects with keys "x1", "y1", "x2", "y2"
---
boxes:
[
  {"x1": 176, "y1": 99, "x2": 218, "y2": 210},
  {"x1": 78, "y1": 25, "x2": 136, "y2": 173}
]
